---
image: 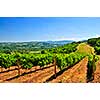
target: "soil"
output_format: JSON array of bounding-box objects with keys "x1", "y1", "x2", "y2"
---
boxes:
[
  {"x1": 49, "y1": 57, "x2": 88, "y2": 83},
  {"x1": 0, "y1": 57, "x2": 89, "y2": 83},
  {"x1": 0, "y1": 64, "x2": 60, "y2": 83},
  {"x1": 92, "y1": 60, "x2": 100, "y2": 83}
]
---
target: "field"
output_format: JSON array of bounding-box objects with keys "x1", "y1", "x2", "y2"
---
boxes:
[
  {"x1": 0, "y1": 56, "x2": 100, "y2": 83},
  {"x1": 0, "y1": 56, "x2": 96, "y2": 83},
  {"x1": 49, "y1": 57, "x2": 88, "y2": 83},
  {"x1": 77, "y1": 43, "x2": 95, "y2": 54},
  {"x1": 0, "y1": 58, "x2": 88, "y2": 83},
  {"x1": 0, "y1": 43, "x2": 100, "y2": 83},
  {"x1": 92, "y1": 60, "x2": 100, "y2": 83},
  {"x1": 0, "y1": 64, "x2": 60, "y2": 83}
]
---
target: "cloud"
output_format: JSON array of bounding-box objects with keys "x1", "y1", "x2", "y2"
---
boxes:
[
  {"x1": 84, "y1": 33, "x2": 100, "y2": 40},
  {"x1": 44, "y1": 33, "x2": 100, "y2": 42},
  {"x1": 95, "y1": 34, "x2": 100, "y2": 38},
  {"x1": 54, "y1": 33, "x2": 100, "y2": 41}
]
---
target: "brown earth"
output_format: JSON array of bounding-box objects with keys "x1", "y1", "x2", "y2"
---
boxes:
[
  {"x1": 0, "y1": 64, "x2": 60, "y2": 83},
  {"x1": 0, "y1": 66, "x2": 40, "y2": 81},
  {"x1": 49, "y1": 57, "x2": 88, "y2": 83},
  {"x1": 92, "y1": 60, "x2": 100, "y2": 83},
  {"x1": 0, "y1": 57, "x2": 89, "y2": 83}
]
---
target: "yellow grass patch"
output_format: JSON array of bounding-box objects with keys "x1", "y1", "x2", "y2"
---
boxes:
[{"x1": 77, "y1": 43, "x2": 95, "y2": 55}]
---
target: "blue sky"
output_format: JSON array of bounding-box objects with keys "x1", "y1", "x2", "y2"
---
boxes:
[{"x1": 0, "y1": 17, "x2": 100, "y2": 42}]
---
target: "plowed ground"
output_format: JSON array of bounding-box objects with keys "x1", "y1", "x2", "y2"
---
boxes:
[
  {"x1": 0, "y1": 58, "x2": 88, "y2": 83},
  {"x1": 48, "y1": 57, "x2": 88, "y2": 83},
  {"x1": 0, "y1": 64, "x2": 60, "y2": 83},
  {"x1": 92, "y1": 60, "x2": 100, "y2": 83}
]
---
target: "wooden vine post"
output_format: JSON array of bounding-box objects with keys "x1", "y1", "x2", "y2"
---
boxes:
[
  {"x1": 17, "y1": 59, "x2": 20, "y2": 76},
  {"x1": 0, "y1": 66, "x2": 3, "y2": 72},
  {"x1": 8, "y1": 67, "x2": 10, "y2": 71},
  {"x1": 54, "y1": 54, "x2": 57, "y2": 78},
  {"x1": 91, "y1": 47, "x2": 96, "y2": 80},
  {"x1": 92, "y1": 54, "x2": 96, "y2": 80}
]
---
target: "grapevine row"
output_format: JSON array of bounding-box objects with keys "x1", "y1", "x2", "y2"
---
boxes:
[
  {"x1": 55, "y1": 52, "x2": 87, "y2": 70},
  {"x1": 0, "y1": 53, "x2": 54, "y2": 69},
  {"x1": 0, "y1": 52, "x2": 99, "y2": 78},
  {"x1": 0, "y1": 52, "x2": 88, "y2": 70}
]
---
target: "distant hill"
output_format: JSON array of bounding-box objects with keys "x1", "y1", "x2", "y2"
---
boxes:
[
  {"x1": 0, "y1": 40, "x2": 74, "y2": 53},
  {"x1": 46, "y1": 40, "x2": 74, "y2": 45}
]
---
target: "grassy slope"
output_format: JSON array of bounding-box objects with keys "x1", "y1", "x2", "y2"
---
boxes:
[
  {"x1": 76, "y1": 43, "x2": 95, "y2": 55},
  {"x1": 77, "y1": 43, "x2": 100, "y2": 73}
]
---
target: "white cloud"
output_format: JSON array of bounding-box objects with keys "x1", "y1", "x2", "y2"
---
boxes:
[
  {"x1": 95, "y1": 34, "x2": 100, "y2": 38},
  {"x1": 52, "y1": 33, "x2": 100, "y2": 41}
]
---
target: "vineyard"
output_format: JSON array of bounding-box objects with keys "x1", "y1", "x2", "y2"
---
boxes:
[
  {"x1": 0, "y1": 42, "x2": 100, "y2": 83},
  {"x1": 49, "y1": 57, "x2": 88, "y2": 83}
]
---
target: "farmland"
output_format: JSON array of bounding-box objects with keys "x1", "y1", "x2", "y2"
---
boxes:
[{"x1": 0, "y1": 38, "x2": 100, "y2": 83}]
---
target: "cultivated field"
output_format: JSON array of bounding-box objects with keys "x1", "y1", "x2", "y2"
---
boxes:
[
  {"x1": 0, "y1": 43, "x2": 100, "y2": 83},
  {"x1": 0, "y1": 57, "x2": 90, "y2": 83}
]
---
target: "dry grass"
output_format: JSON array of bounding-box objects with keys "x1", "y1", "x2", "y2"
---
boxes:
[{"x1": 77, "y1": 43, "x2": 95, "y2": 55}]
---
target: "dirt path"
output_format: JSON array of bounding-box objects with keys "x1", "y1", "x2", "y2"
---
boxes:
[
  {"x1": 0, "y1": 66, "x2": 41, "y2": 82},
  {"x1": 92, "y1": 60, "x2": 100, "y2": 83},
  {"x1": 2, "y1": 65, "x2": 59, "y2": 83},
  {"x1": 22, "y1": 66, "x2": 59, "y2": 83},
  {"x1": 49, "y1": 57, "x2": 88, "y2": 83}
]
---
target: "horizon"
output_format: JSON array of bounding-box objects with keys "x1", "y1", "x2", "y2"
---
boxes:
[
  {"x1": 0, "y1": 39, "x2": 74, "y2": 43},
  {"x1": 0, "y1": 17, "x2": 100, "y2": 42}
]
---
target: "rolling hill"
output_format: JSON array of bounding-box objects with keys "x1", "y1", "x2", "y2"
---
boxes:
[{"x1": 0, "y1": 40, "x2": 74, "y2": 53}]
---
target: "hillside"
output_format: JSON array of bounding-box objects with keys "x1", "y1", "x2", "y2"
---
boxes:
[
  {"x1": 87, "y1": 37, "x2": 100, "y2": 54},
  {"x1": 46, "y1": 40, "x2": 73, "y2": 45},
  {"x1": 0, "y1": 37, "x2": 100, "y2": 83},
  {"x1": 77, "y1": 43, "x2": 95, "y2": 55},
  {"x1": 0, "y1": 40, "x2": 73, "y2": 53}
]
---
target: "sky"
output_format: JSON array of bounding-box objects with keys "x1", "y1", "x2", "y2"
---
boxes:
[{"x1": 0, "y1": 17, "x2": 100, "y2": 42}]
